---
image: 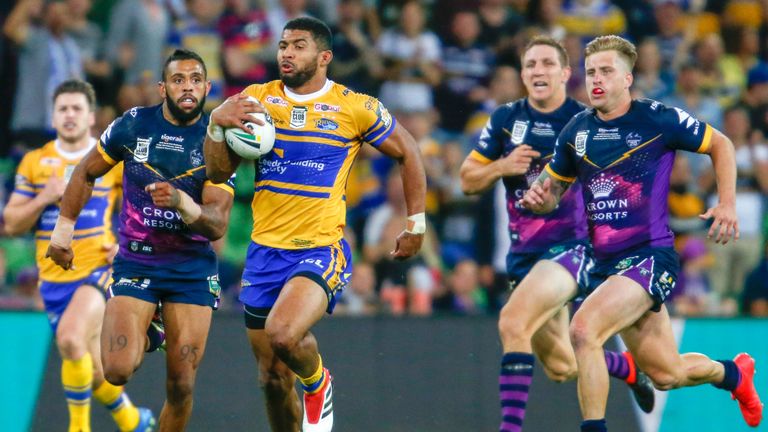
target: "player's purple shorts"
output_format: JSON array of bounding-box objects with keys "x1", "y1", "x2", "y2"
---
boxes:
[
  {"x1": 241, "y1": 239, "x2": 352, "y2": 329},
  {"x1": 589, "y1": 246, "x2": 679, "y2": 312},
  {"x1": 40, "y1": 265, "x2": 111, "y2": 331},
  {"x1": 507, "y1": 241, "x2": 593, "y2": 298}
]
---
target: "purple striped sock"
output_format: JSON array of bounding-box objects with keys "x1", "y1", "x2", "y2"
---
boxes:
[
  {"x1": 499, "y1": 352, "x2": 534, "y2": 432},
  {"x1": 604, "y1": 350, "x2": 629, "y2": 380}
]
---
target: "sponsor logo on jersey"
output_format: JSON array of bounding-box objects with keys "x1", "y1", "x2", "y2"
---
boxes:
[
  {"x1": 586, "y1": 173, "x2": 628, "y2": 221},
  {"x1": 376, "y1": 104, "x2": 393, "y2": 128},
  {"x1": 626, "y1": 132, "x2": 642, "y2": 148},
  {"x1": 40, "y1": 157, "x2": 61, "y2": 167},
  {"x1": 63, "y1": 165, "x2": 75, "y2": 184},
  {"x1": 511, "y1": 120, "x2": 528, "y2": 145},
  {"x1": 290, "y1": 106, "x2": 307, "y2": 129},
  {"x1": 574, "y1": 131, "x2": 588, "y2": 157},
  {"x1": 265, "y1": 96, "x2": 288, "y2": 106},
  {"x1": 315, "y1": 118, "x2": 339, "y2": 130},
  {"x1": 314, "y1": 103, "x2": 340, "y2": 112},
  {"x1": 673, "y1": 107, "x2": 700, "y2": 134},
  {"x1": 134, "y1": 137, "x2": 151, "y2": 162}
]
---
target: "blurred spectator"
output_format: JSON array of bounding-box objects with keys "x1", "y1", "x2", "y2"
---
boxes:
[
  {"x1": 477, "y1": 0, "x2": 524, "y2": 65},
  {"x1": 563, "y1": 34, "x2": 587, "y2": 103},
  {"x1": 653, "y1": 0, "x2": 696, "y2": 72},
  {"x1": 692, "y1": 33, "x2": 743, "y2": 107},
  {"x1": 701, "y1": 105, "x2": 768, "y2": 310},
  {"x1": 524, "y1": 0, "x2": 566, "y2": 42},
  {"x1": 464, "y1": 64, "x2": 522, "y2": 137},
  {"x1": 363, "y1": 171, "x2": 439, "y2": 316},
  {"x1": 741, "y1": 244, "x2": 768, "y2": 316},
  {"x1": 670, "y1": 235, "x2": 715, "y2": 316},
  {"x1": 741, "y1": 62, "x2": 768, "y2": 137},
  {"x1": 329, "y1": 0, "x2": 383, "y2": 95},
  {"x1": 557, "y1": 0, "x2": 626, "y2": 43},
  {"x1": 0, "y1": 265, "x2": 43, "y2": 311},
  {"x1": 632, "y1": 38, "x2": 673, "y2": 101},
  {"x1": 719, "y1": 25, "x2": 760, "y2": 95},
  {"x1": 218, "y1": 0, "x2": 274, "y2": 97},
  {"x1": 65, "y1": 0, "x2": 113, "y2": 106},
  {"x1": 265, "y1": 0, "x2": 312, "y2": 52},
  {"x1": 376, "y1": 0, "x2": 442, "y2": 113},
  {"x1": 612, "y1": 0, "x2": 657, "y2": 41},
  {"x1": 663, "y1": 60, "x2": 723, "y2": 130},
  {"x1": 4, "y1": 0, "x2": 82, "y2": 148},
  {"x1": 334, "y1": 261, "x2": 379, "y2": 316},
  {"x1": 435, "y1": 10, "x2": 495, "y2": 133},
  {"x1": 432, "y1": 258, "x2": 487, "y2": 315},
  {"x1": 668, "y1": 154, "x2": 706, "y2": 233},
  {"x1": 168, "y1": 0, "x2": 226, "y2": 110},
  {"x1": 105, "y1": 0, "x2": 170, "y2": 108}
]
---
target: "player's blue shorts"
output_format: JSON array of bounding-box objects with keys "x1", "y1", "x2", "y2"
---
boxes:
[
  {"x1": 589, "y1": 246, "x2": 679, "y2": 312},
  {"x1": 40, "y1": 266, "x2": 111, "y2": 331},
  {"x1": 240, "y1": 239, "x2": 352, "y2": 329},
  {"x1": 507, "y1": 240, "x2": 593, "y2": 298},
  {"x1": 109, "y1": 271, "x2": 221, "y2": 309}
]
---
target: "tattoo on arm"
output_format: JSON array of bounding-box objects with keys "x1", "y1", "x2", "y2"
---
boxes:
[
  {"x1": 534, "y1": 170, "x2": 571, "y2": 205},
  {"x1": 109, "y1": 334, "x2": 128, "y2": 352}
]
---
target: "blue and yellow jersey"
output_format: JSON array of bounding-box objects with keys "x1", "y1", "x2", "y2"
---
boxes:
[
  {"x1": 12, "y1": 139, "x2": 122, "y2": 283},
  {"x1": 548, "y1": 99, "x2": 714, "y2": 260},
  {"x1": 243, "y1": 79, "x2": 397, "y2": 249}
]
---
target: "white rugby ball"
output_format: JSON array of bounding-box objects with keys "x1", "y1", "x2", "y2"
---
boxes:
[{"x1": 224, "y1": 98, "x2": 275, "y2": 160}]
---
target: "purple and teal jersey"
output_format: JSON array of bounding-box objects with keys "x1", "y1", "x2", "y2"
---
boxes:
[
  {"x1": 97, "y1": 105, "x2": 234, "y2": 277},
  {"x1": 468, "y1": 97, "x2": 588, "y2": 253},
  {"x1": 547, "y1": 99, "x2": 713, "y2": 260}
]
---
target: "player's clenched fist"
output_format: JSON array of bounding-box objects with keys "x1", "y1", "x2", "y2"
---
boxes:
[
  {"x1": 145, "y1": 182, "x2": 180, "y2": 208},
  {"x1": 497, "y1": 145, "x2": 541, "y2": 177}
]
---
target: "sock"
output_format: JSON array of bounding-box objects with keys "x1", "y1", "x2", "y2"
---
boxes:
[
  {"x1": 604, "y1": 350, "x2": 632, "y2": 383},
  {"x1": 581, "y1": 418, "x2": 607, "y2": 432},
  {"x1": 299, "y1": 355, "x2": 326, "y2": 394},
  {"x1": 713, "y1": 360, "x2": 741, "y2": 391},
  {"x1": 498, "y1": 352, "x2": 534, "y2": 432},
  {"x1": 93, "y1": 381, "x2": 140, "y2": 431},
  {"x1": 62, "y1": 353, "x2": 93, "y2": 432}
]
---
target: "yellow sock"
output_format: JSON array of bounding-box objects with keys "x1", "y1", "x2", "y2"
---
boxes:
[
  {"x1": 62, "y1": 353, "x2": 93, "y2": 432},
  {"x1": 298, "y1": 355, "x2": 326, "y2": 394},
  {"x1": 93, "y1": 381, "x2": 140, "y2": 431}
]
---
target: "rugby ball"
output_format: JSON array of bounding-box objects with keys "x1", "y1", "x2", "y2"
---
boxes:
[{"x1": 224, "y1": 98, "x2": 275, "y2": 159}]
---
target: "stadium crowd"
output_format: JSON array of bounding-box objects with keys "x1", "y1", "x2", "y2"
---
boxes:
[{"x1": 0, "y1": 0, "x2": 767, "y2": 318}]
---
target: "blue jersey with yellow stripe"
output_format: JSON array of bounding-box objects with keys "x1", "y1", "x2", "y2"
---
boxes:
[
  {"x1": 12, "y1": 139, "x2": 121, "y2": 283},
  {"x1": 243, "y1": 79, "x2": 396, "y2": 249},
  {"x1": 547, "y1": 99, "x2": 714, "y2": 260},
  {"x1": 98, "y1": 105, "x2": 234, "y2": 274}
]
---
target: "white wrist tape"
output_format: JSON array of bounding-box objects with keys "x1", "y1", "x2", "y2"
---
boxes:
[
  {"x1": 207, "y1": 123, "x2": 224, "y2": 142},
  {"x1": 177, "y1": 190, "x2": 202, "y2": 224},
  {"x1": 50, "y1": 216, "x2": 76, "y2": 248},
  {"x1": 406, "y1": 212, "x2": 426, "y2": 234}
]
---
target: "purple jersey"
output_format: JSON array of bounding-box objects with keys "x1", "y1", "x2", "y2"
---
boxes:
[
  {"x1": 98, "y1": 105, "x2": 234, "y2": 276},
  {"x1": 469, "y1": 97, "x2": 588, "y2": 253},
  {"x1": 547, "y1": 99, "x2": 713, "y2": 260}
]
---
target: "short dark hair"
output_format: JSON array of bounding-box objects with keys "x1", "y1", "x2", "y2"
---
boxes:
[
  {"x1": 53, "y1": 79, "x2": 96, "y2": 109},
  {"x1": 161, "y1": 49, "x2": 207, "y2": 81},
  {"x1": 523, "y1": 35, "x2": 569, "y2": 68},
  {"x1": 283, "y1": 17, "x2": 333, "y2": 51}
]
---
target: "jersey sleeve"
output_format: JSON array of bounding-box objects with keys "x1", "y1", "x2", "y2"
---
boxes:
[
  {"x1": 657, "y1": 103, "x2": 714, "y2": 154},
  {"x1": 468, "y1": 107, "x2": 508, "y2": 165},
  {"x1": 545, "y1": 123, "x2": 578, "y2": 183},
  {"x1": 356, "y1": 96, "x2": 397, "y2": 148},
  {"x1": 204, "y1": 174, "x2": 236, "y2": 195},
  {"x1": 98, "y1": 111, "x2": 134, "y2": 165},
  {"x1": 12, "y1": 151, "x2": 40, "y2": 198}
]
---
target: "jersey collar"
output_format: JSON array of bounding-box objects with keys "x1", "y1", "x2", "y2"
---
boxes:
[
  {"x1": 284, "y1": 79, "x2": 333, "y2": 102},
  {"x1": 55, "y1": 137, "x2": 96, "y2": 160}
]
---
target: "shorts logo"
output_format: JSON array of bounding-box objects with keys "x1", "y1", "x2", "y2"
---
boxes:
[
  {"x1": 134, "y1": 137, "x2": 151, "y2": 162},
  {"x1": 116, "y1": 277, "x2": 150, "y2": 290},
  {"x1": 511, "y1": 121, "x2": 528, "y2": 145},
  {"x1": 616, "y1": 257, "x2": 635, "y2": 270},
  {"x1": 575, "y1": 131, "x2": 588, "y2": 157},
  {"x1": 207, "y1": 275, "x2": 221, "y2": 297},
  {"x1": 290, "y1": 106, "x2": 307, "y2": 129}
]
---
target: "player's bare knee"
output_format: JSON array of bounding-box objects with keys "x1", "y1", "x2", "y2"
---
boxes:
[
  {"x1": 56, "y1": 332, "x2": 87, "y2": 360},
  {"x1": 498, "y1": 310, "x2": 531, "y2": 344},
  {"x1": 259, "y1": 367, "x2": 294, "y2": 396},
  {"x1": 165, "y1": 375, "x2": 195, "y2": 405},
  {"x1": 568, "y1": 319, "x2": 597, "y2": 352},
  {"x1": 542, "y1": 361, "x2": 577, "y2": 383},
  {"x1": 103, "y1": 366, "x2": 132, "y2": 386},
  {"x1": 265, "y1": 324, "x2": 300, "y2": 357}
]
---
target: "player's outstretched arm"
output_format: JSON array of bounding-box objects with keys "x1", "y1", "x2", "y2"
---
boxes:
[
  {"x1": 460, "y1": 145, "x2": 541, "y2": 195},
  {"x1": 520, "y1": 168, "x2": 570, "y2": 214},
  {"x1": 204, "y1": 94, "x2": 262, "y2": 183},
  {"x1": 46, "y1": 148, "x2": 114, "y2": 270},
  {"x1": 145, "y1": 182, "x2": 233, "y2": 241},
  {"x1": 4, "y1": 175, "x2": 65, "y2": 236},
  {"x1": 699, "y1": 128, "x2": 739, "y2": 244},
  {"x1": 376, "y1": 123, "x2": 427, "y2": 260}
]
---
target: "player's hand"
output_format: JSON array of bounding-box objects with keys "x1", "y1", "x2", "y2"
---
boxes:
[
  {"x1": 104, "y1": 243, "x2": 119, "y2": 264},
  {"x1": 39, "y1": 175, "x2": 66, "y2": 204},
  {"x1": 520, "y1": 178, "x2": 553, "y2": 213},
  {"x1": 390, "y1": 231, "x2": 424, "y2": 261},
  {"x1": 145, "y1": 182, "x2": 180, "y2": 208},
  {"x1": 497, "y1": 145, "x2": 541, "y2": 177},
  {"x1": 210, "y1": 94, "x2": 264, "y2": 133},
  {"x1": 699, "y1": 202, "x2": 739, "y2": 245},
  {"x1": 46, "y1": 244, "x2": 75, "y2": 271}
]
